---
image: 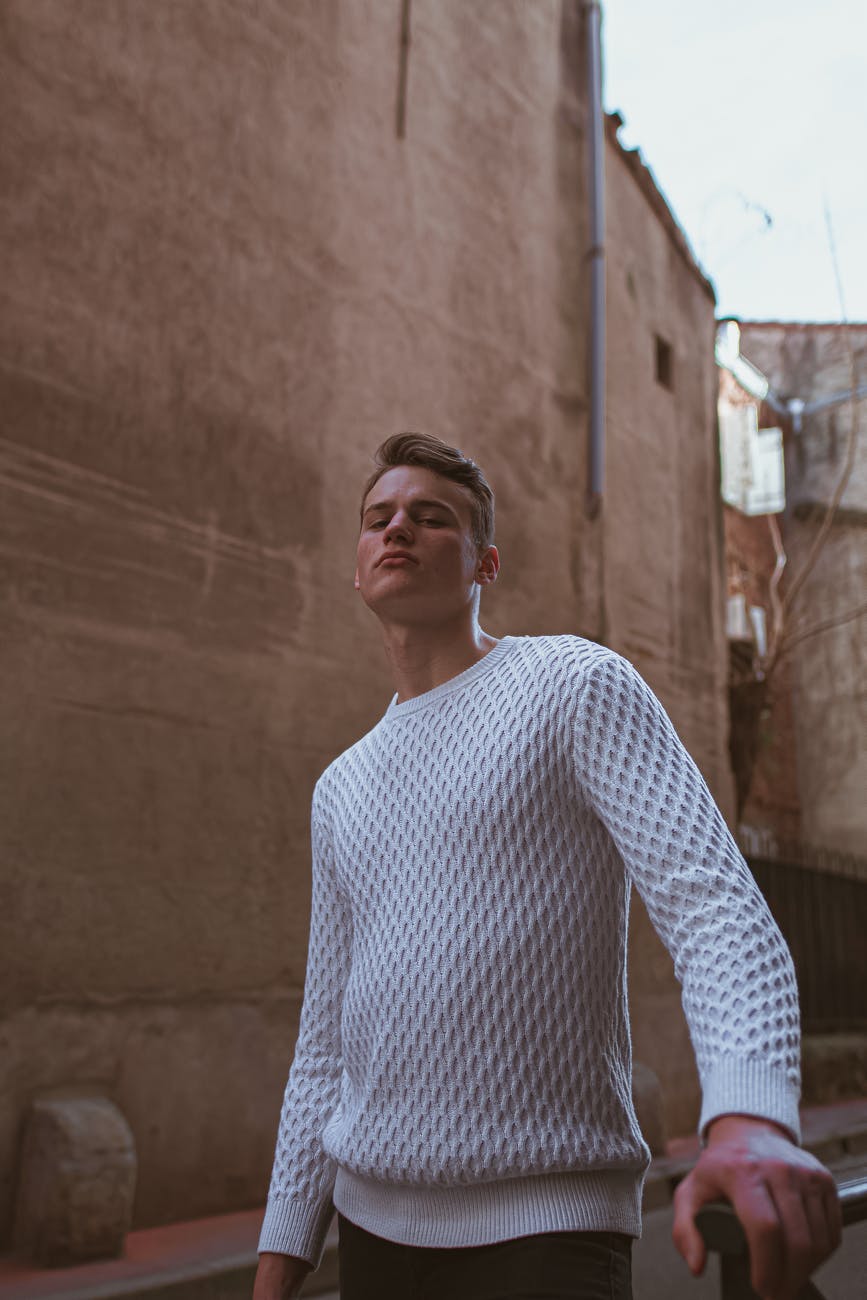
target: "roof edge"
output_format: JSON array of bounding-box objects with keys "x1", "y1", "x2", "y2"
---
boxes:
[
  {"x1": 735, "y1": 319, "x2": 867, "y2": 330},
  {"x1": 605, "y1": 111, "x2": 715, "y2": 304}
]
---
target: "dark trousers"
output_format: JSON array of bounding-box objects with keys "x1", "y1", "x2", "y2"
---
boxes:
[{"x1": 337, "y1": 1213, "x2": 633, "y2": 1300}]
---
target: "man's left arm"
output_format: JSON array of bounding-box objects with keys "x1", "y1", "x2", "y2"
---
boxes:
[{"x1": 570, "y1": 650, "x2": 841, "y2": 1299}]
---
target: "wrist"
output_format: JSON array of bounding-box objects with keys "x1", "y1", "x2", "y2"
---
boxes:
[
  {"x1": 255, "y1": 1252, "x2": 311, "y2": 1300},
  {"x1": 705, "y1": 1112, "x2": 794, "y2": 1146}
]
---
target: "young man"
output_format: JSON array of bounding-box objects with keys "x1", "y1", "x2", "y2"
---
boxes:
[{"x1": 254, "y1": 434, "x2": 840, "y2": 1300}]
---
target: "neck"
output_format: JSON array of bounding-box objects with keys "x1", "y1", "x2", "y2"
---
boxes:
[{"x1": 379, "y1": 615, "x2": 499, "y2": 703}]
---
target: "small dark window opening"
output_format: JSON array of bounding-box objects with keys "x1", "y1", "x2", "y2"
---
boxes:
[{"x1": 655, "y1": 335, "x2": 674, "y2": 391}]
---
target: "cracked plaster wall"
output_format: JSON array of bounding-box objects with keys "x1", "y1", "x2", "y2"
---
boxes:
[{"x1": 1, "y1": 0, "x2": 724, "y2": 1234}]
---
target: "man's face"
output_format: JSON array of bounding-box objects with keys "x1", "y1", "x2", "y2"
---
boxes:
[{"x1": 355, "y1": 465, "x2": 498, "y2": 626}]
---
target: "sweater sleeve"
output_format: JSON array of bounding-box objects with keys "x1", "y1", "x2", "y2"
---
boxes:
[
  {"x1": 571, "y1": 650, "x2": 801, "y2": 1142},
  {"x1": 258, "y1": 784, "x2": 352, "y2": 1265}
]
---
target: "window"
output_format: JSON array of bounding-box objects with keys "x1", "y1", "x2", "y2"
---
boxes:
[{"x1": 655, "y1": 334, "x2": 674, "y2": 391}]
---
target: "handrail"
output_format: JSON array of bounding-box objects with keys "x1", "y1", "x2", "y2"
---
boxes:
[{"x1": 696, "y1": 1174, "x2": 867, "y2": 1299}]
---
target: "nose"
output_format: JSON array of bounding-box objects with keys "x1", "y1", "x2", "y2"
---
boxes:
[{"x1": 383, "y1": 510, "x2": 413, "y2": 543}]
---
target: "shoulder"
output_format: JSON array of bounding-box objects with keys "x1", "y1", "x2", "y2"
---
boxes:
[
  {"x1": 510, "y1": 636, "x2": 667, "y2": 732},
  {"x1": 508, "y1": 633, "x2": 626, "y2": 692},
  {"x1": 311, "y1": 721, "x2": 384, "y2": 823}
]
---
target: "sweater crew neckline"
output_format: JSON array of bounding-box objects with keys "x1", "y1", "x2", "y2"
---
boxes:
[{"x1": 384, "y1": 635, "x2": 518, "y2": 719}]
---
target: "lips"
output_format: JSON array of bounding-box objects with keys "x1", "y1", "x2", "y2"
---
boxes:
[{"x1": 377, "y1": 551, "x2": 417, "y2": 566}]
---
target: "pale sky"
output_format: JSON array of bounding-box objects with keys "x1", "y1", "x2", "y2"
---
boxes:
[{"x1": 602, "y1": 1, "x2": 867, "y2": 322}]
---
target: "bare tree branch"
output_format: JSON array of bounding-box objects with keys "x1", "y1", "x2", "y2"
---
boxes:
[
  {"x1": 767, "y1": 513, "x2": 786, "y2": 654},
  {"x1": 764, "y1": 206, "x2": 860, "y2": 676},
  {"x1": 776, "y1": 600, "x2": 867, "y2": 659}
]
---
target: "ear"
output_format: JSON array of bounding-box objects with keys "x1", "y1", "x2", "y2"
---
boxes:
[
  {"x1": 475, "y1": 545, "x2": 500, "y2": 586},
  {"x1": 354, "y1": 567, "x2": 361, "y2": 591}
]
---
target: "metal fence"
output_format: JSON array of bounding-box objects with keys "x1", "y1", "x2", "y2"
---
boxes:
[{"x1": 742, "y1": 835, "x2": 867, "y2": 1033}]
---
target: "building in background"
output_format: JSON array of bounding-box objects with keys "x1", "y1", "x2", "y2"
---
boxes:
[
  {"x1": 716, "y1": 319, "x2": 867, "y2": 1094},
  {"x1": 734, "y1": 321, "x2": 866, "y2": 857},
  {"x1": 715, "y1": 322, "x2": 797, "y2": 836},
  {"x1": 1, "y1": 1, "x2": 725, "y2": 1244}
]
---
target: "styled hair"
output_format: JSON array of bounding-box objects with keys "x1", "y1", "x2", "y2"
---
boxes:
[{"x1": 360, "y1": 433, "x2": 495, "y2": 549}]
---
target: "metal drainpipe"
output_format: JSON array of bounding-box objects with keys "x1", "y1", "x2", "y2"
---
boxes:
[{"x1": 585, "y1": 0, "x2": 605, "y2": 519}]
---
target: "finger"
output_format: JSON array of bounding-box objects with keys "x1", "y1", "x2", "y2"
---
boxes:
[
  {"x1": 771, "y1": 1168, "x2": 842, "y2": 1288},
  {"x1": 671, "y1": 1175, "x2": 708, "y2": 1276},
  {"x1": 768, "y1": 1179, "x2": 816, "y2": 1296},
  {"x1": 727, "y1": 1179, "x2": 785, "y2": 1299},
  {"x1": 802, "y1": 1188, "x2": 832, "y2": 1262}
]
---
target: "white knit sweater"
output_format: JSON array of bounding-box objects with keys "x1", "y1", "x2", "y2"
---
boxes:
[{"x1": 259, "y1": 635, "x2": 801, "y2": 1265}]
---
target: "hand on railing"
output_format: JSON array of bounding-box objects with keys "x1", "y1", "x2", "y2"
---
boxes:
[
  {"x1": 671, "y1": 1115, "x2": 842, "y2": 1300},
  {"x1": 693, "y1": 1175, "x2": 867, "y2": 1300},
  {"x1": 694, "y1": 1199, "x2": 825, "y2": 1299}
]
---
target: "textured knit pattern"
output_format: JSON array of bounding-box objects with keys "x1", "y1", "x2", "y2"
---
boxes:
[{"x1": 259, "y1": 636, "x2": 801, "y2": 1264}]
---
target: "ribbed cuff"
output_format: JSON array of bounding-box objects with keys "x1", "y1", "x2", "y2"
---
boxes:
[
  {"x1": 257, "y1": 1194, "x2": 335, "y2": 1268},
  {"x1": 699, "y1": 1056, "x2": 801, "y2": 1144}
]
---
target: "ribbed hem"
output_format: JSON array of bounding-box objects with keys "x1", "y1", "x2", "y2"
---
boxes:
[
  {"x1": 699, "y1": 1056, "x2": 801, "y2": 1144},
  {"x1": 333, "y1": 1167, "x2": 643, "y2": 1248},
  {"x1": 257, "y1": 1194, "x2": 335, "y2": 1267}
]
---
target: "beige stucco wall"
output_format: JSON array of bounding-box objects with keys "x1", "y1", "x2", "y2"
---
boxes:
[
  {"x1": 1, "y1": 1, "x2": 724, "y2": 1235},
  {"x1": 738, "y1": 324, "x2": 867, "y2": 857}
]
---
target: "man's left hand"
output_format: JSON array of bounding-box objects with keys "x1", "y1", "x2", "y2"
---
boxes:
[{"x1": 671, "y1": 1114, "x2": 842, "y2": 1300}]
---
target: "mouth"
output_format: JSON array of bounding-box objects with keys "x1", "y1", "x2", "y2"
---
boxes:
[{"x1": 377, "y1": 552, "x2": 417, "y2": 567}]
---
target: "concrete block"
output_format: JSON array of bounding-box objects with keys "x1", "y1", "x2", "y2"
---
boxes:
[
  {"x1": 802, "y1": 1034, "x2": 867, "y2": 1105},
  {"x1": 632, "y1": 1061, "x2": 667, "y2": 1156},
  {"x1": 13, "y1": 1095, "x2": 136, "y2": 1265}
]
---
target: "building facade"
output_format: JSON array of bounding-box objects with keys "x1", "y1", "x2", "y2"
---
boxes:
[
  {"x1": 1, "y1": 1, "x2": 725, "y2": 1238},
  {"x1": 734, "y1": 322, "x2": 866, "y2": 858}
]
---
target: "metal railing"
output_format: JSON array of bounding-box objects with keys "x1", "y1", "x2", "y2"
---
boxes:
[
  {"x1": 697, "y1": 1173, "x2": 867, "y2": 1299},
  {"x1": 748, "y1": 856, "x2": 867, "y2": 1032}
]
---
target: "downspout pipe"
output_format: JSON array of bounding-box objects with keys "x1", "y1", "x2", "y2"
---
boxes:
[{"x1": 585, "y1": 0, "x2": 605, "y2": 518}]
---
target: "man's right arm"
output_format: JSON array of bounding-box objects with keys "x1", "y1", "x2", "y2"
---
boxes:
[
  {"x1": 253, "y1": 1251, "x2": 311, "y2": 1300},
  {"x1": 258, "y1": 790, "x2": 352, "y2": 1267}
]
